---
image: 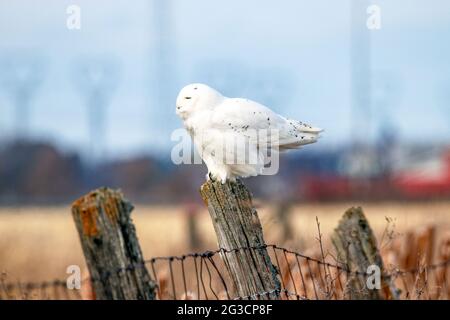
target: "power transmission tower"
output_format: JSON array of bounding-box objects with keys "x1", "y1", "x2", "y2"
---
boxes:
[
  {"x1": 0, "y1": 55, "x2": 45, "y2": 140},
  {"x1": 150, "y1": 0, "x2": 176, "y2": 149},
  {"x1": 350, "y1": 0, "x2": 372, "y2": 146},
  {"x1": 73, "y1": 58, "x2": 119, "y2": 164}
]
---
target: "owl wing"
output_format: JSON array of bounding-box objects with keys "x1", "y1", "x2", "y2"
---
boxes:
[
  {"x1": 202, "y1": 98, "x2": 321, "y2": 179},
  {"x1": 211, "y1": 98, "x2": 322, "y2": 150}
]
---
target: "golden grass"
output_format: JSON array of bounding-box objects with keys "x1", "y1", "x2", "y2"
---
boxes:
[{"x1": 0, "y1": 201, "x2": 449, "y2": 283}]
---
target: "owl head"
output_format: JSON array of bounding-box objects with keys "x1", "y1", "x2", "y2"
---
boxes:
[{"x1": 176, "y1": 83, "x2": 224, "y2": 119}]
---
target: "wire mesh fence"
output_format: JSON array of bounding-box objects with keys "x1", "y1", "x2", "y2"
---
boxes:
[{"x1": 2, "y1": 244, "x2": 449, "y2": 300}]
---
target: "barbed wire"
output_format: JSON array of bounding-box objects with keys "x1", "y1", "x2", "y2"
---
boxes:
[{"x1": 1, "y1": 244, "x2": 449, "y2": 300}]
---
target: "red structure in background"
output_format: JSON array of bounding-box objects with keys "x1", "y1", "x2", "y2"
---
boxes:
[
  {"x1": 393, "y1": 150, "x2": 450, "y2": 199},
  {"x1": 303, "y1": 175, "x2": 352, "y2": 201},
  {"x1": 303, "y1": 149, "x2": 450, "y2": 201}
]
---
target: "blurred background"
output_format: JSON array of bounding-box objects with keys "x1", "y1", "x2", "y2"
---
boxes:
[
  {"x1": 1, "y1": 0, "x2": 450, "y2": 282},
  {"x1": 1, "y1": 0, "x2": 450, "y2": 204}
]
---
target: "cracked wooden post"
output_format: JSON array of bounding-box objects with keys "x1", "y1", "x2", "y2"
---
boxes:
[
  {"x1": 331, "y1": 207, "x2": 400, "y2": 300},
  {"x1": 200, "y1": 179, "x2": 281, "y2": 299},
  {"x1": 71, "y1": 188, "x2": 156, "y2": 300}
]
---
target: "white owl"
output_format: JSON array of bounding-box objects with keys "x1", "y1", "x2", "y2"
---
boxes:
[{"x1": 176, "y1": 83, "x2": 322, "y2": 183}]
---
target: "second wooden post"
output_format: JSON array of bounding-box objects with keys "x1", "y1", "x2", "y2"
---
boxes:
[{"x1": 200, "y1": 179, "x2": 281, "y2": 299}]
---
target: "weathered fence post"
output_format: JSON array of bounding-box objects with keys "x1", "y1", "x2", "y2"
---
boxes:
[
  {"x1": 200, "y1": 179, "x2": 281, "y2": 299},
  {"x1": 331, "y1": 207, "x2": 400, "y2": 300},
  {"x1": 71, "y1": 188, "x2": 156, "y2": 300}
]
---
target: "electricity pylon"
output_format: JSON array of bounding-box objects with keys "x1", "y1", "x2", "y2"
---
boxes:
[
  {"x1": 350, "y1": 0, "x2": 372, "y2": 146},
  {"x1": 73, "y1": 57, "x2": 119, "y2": 164},
  {"x1": 0, "y1": 55, "x2": 45, "y2": 140}
]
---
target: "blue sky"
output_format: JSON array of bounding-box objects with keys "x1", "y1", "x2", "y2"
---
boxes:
[{"x1": 0, "y1": 0, "x2": 449, "y2": 159}]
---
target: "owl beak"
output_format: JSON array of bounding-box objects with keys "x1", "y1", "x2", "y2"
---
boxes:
[{"x1": 176, "y1": 105, "x2": 184, "y2": 116}]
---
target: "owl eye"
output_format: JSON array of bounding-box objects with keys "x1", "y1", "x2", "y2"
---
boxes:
[{"x1": 185, "y1": 97, "x2": 191, "y2": 100}]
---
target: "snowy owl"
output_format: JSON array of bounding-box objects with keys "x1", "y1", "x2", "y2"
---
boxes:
[{"x1": 176, "y1": 83, "x2": 322, "y2": 183}]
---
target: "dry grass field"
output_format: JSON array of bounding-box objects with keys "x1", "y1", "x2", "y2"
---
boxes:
[{"x1": 1, "y1": 201, "x2": 449, "y2": 285}]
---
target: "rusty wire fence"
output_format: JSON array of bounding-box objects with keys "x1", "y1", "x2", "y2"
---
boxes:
[{"x1": 2, "y1": 244, "x2": 449, "y2": 300}]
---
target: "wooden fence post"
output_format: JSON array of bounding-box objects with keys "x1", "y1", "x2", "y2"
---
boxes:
[
  {"x1": 71, "y1": 188, "x2": 156, "y2": 300},
  {"x1": 331, "y1": 207, "x2": 400, "y2": 300},
  {"x1": 200, "y1": 179, "x2": 281, "y2": 299}
]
